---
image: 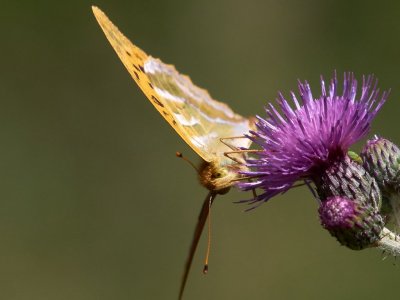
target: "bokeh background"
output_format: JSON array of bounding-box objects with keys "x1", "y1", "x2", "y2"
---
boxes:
[{"x1": 1, "y1": 1, "x2": 400, "y2": 299}]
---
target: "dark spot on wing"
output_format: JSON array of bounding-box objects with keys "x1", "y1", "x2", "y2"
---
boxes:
[
  {"x1": 162, "y1": 111, "x2": 169, "y2": 116},
  {"x1": 133, "y1": 71, "x2": 140, "y2": 80},
  {"x1": 172, "y1": 120, "x2": 177, "y2": 126},
  {"x1": 133, "y1": 64, "x2": 141, "y2": 72},
  {"x1": 151, "y1": 95, "x2": 164, "y2": 107},
  {"x1": 139, "y1": 65, "x2": 145, "y2": 72},
  {"x1": 148, "y1": 82, "x2": 154, "y2": 89},
  {"x1": 126, "y1": 51, "x2": 132, "y2": 56}
]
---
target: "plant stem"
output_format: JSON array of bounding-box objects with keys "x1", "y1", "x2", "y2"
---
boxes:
[{"x1": 376, "y1": 227, "x2": 400, "y2": 256}]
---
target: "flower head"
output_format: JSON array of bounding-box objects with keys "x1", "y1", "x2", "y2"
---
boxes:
[
  {"x1": 319, "y1": 196, "x2": 384, "y2": 250},
  {"x1": 240, "y1": 72, "x2": 389, "y2": 205}
]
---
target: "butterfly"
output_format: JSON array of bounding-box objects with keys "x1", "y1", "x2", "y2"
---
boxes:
[{"x1": 92, "y1": 6, "x2": 256, "y2": 299}]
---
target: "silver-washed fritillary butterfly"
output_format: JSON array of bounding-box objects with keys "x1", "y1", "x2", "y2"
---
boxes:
[{"x1": 92, "y1": 6, "x2": 256, "y2": 299}]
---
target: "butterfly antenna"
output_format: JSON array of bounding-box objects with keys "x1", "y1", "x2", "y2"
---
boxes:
[
  {"x1": 178, "y1": 192, "x2": 216, "y2": 300},
  {"x1": 176, "y1": 152, "x2": 200, "y2": 173}
]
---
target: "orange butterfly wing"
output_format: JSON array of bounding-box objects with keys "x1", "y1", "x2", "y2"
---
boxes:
[{"x1": 92, "y1": 6, "x2": 255, "y2": 162}]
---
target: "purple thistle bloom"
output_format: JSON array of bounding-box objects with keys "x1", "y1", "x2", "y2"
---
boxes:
[{"x1": 239, "y1": 72, "x2": 389, "y2": 205}]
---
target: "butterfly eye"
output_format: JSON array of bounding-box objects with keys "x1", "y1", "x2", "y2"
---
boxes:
[{"x1": 213, "y1": 168, "x2": 227, "y2": 179}]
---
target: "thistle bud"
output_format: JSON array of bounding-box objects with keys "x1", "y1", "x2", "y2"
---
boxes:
[
  {"x1": 315, "y1": 156, "x2": 381, "y2": 209},
  {"x1": 361, "y1": 137, "x2": 400, "y2": 193},
  {"x1": 361, "y1": 137, "x2": 400, "y2": 225},
  {"x1": 319, "y1": 196, "x2": 384, "y2": 250},
  {"x1": 315, "y1": 156, "x2": 384, "y2": 249}
]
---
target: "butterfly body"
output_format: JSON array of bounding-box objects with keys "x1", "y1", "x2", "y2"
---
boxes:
[{"x1": 199, "y1": 159, "x2": 247, "y2": 193}]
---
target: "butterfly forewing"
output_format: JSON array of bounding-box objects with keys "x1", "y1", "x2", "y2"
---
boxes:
[{"x1": 92, "y1": 7, "x2": 254, "y2": 162}]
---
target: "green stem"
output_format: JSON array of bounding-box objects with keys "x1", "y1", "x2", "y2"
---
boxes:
[{"x1": 376, "y1": 227, "x2": 400, "y2": 256}]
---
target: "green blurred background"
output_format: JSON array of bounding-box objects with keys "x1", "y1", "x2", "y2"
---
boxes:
[{"x1": 1, "y1": 0, "x2": 399, "y2": 299}]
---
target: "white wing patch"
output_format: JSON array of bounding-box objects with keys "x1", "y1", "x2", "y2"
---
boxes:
[
  {"x1": 154, "y1": 87, "x2": 186, "y2": 104},
  {"x1": 174, "y1": 114, "x2": 200, "y2": 126}
]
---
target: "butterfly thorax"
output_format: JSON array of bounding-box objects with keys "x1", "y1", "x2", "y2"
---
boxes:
[{"x1": 198, "y1": 160, "x2": 247, "y2": 194}]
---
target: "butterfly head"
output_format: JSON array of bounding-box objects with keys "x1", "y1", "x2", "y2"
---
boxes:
[{"x1": 198, "y1": 159, "x2": 246, "y2": 194}]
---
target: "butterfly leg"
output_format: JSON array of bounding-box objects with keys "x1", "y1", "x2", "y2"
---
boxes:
[
  {"x1": 250, "y1": 181, "x2": 258, "y2": 199},
  {"x1": 221, "y1": 137, "x2": 261, "y2": 201},
  {"x1": 221, "y1": 136, "x2": 261, "y2": 162},
  {"x1": 221, "y1": 135, "x2": 258, "y2": 159},
  {"x1": 220, "y1": 135, "x2": 249, "y2": 150},
  {"x1": 224, "y1": 149, "x2": 263, "y2": 164}
]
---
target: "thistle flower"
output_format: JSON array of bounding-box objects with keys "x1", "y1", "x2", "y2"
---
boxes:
[
  {"x1": 239, "y1": 72, "x2": 394, "y2": 250},
  {"x1": 240, "y1": 72, "x2": 388, "y2": 203}
]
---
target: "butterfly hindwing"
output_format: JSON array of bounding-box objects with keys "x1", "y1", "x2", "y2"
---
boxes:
[{"x1": 92, "y1": 6, "x2": 255, "y2": 162}]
